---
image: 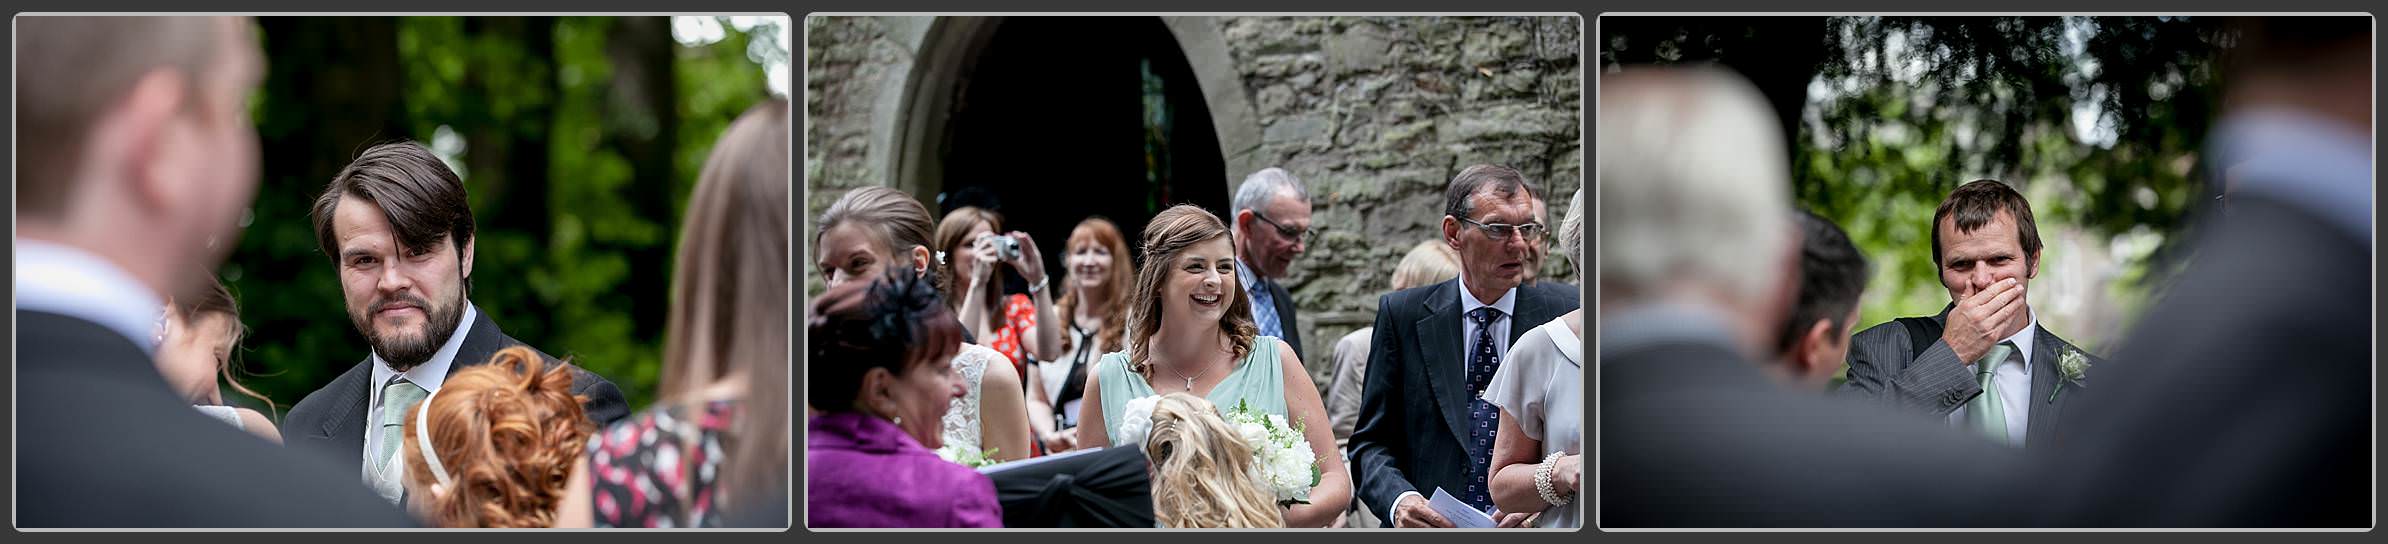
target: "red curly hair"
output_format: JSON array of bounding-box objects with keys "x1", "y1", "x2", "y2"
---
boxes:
[{"x1": 401, "y1": 346, "x2": 593, "y2": 528}]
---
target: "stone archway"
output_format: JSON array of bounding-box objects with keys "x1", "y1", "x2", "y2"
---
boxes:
[{"x1": 866, "y1": 15, "x2": 1264, "y2": 201}]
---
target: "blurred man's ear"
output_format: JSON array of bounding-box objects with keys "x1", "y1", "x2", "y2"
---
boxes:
[
  {"x1": 1795, "y1": 319, "x2": 1837, "y2": 380},
  {"x1": 118, "y1": 70, "x2": 193, "y2": 217}
]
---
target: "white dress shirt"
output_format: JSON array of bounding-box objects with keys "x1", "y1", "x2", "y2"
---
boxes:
[
  {"x1": 1947, "y1": 309, "x2": 2037, "y2": 446},
  {"x1": 361, "y1": 303, "x2": 478, "y2": 501},
  {"x1": 14, "y1": 240, "x2": 166, "y2": 356}
]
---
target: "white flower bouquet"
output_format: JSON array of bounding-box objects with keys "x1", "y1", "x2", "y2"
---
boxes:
[{"x1": 1224, "y1": 400, "x2": 1322, "y2": 506}]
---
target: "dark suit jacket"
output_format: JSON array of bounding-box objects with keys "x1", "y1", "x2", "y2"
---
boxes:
[
  {"x1": 17, "y1": 311, "x2": 413, "y2": 527},
  {"x1": 1840, "y1": 307, "x2": 2103, "y2": 448},
  {"x1": 2025, "y1": 195, "x2": 2367, "y2": 527},
  {"x1": 1603, "y1": 334, "x2": 2020, "y2": 527},
  {"x1": 1348, "y1": 278, "x2": 1579, "y2": 525},
  {"x1": 283, "y1": 307, "x2": 630, "y2": 467},
  {"x1": 1264, "y1": 277, "x2": 1305, "y2": 364}
]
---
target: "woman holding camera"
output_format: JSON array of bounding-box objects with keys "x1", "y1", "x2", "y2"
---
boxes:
[{"x1": 935, "y1": 207, "x2": 1059, "y2": 458}]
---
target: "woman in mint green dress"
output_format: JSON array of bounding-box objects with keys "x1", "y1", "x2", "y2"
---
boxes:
[{"x1": 1076, "y1": 205, "x2": 1351, "y2": 528}]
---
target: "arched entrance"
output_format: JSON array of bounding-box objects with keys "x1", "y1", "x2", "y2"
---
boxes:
[{"x1": 879, "y1": 16, "x2": 1263, "y2": 281}]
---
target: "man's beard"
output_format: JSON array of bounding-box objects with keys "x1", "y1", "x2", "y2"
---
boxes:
[{"x1": 352, "y1": 292, "x2": 466, "y2": 372}]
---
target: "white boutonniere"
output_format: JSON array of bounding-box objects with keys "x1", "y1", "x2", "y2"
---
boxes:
[{"x1": 2049, "y1": 348, "x2": 2092, "y2": 403}]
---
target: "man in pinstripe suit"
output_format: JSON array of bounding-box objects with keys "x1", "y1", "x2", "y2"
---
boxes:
[{"x1": 1840, "y1": 180, "x2": 2102, "y2": 449}]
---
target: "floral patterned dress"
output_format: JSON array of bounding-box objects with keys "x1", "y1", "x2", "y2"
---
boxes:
[
  {"x1": 588, "y1": 400, "x2": 737, "y2": 528},
  {"x1": 984, "y1": 294, "x2": 1038, "y2": 376}
]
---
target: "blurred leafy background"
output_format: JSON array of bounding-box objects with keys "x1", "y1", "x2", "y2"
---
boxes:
[
  {"x1": 225, "y1": 16, "x2": 788, "y2": 415},
  {"x1": 1601, "y1": 16, "x2": 2230, "y2": 367}
]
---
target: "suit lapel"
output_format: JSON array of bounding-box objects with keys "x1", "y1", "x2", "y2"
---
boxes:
[
  {"x1": 2026, "y1": 325, "x2": 2065, "y2": 448},
  {"x1": 447, "y1": 307, "x2": 505, "y2": 377},
  {"x1": 1414, "y1": 280, "x2": 1473, "y2": 452},
  {"x1": 307, "y1": 362, "x2": 373, "y2": 458},
  {"x1": 1510, "y1": 284, "x2": 1545, "y2": 347},
  {"x1": 1270, "y1": 281, "x2": 1302, "y2": 354}
]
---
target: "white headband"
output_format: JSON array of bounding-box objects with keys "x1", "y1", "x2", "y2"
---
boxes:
[{"x1": 413, "y1": 385, "x2": 454, "y2": 489}]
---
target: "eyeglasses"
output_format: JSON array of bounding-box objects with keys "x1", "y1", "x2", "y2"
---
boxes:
[
  {"x1": 1459, "y1": 216, "x2": 1547, "y2": 242},
  {"x1": 1250, "y1": 210, "x2": 1318, "y2": 246}
]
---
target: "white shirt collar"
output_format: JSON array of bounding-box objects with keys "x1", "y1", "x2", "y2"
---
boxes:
[
  {"x1": 2210, "y1": 105, "x2": 2373, "y2": 243},
  {"x1": 1234, "y1": 258, "x2": 1264, "y2": 290},
  {"x1": 1994, "y1": 308, "x2": 2040, "y2": 373},
  {"x1": 14, "y1": 239, "x2": 166, "y2": 356},
  {"x1": 1456, "y1": 270, "x2": 1519, "y2": 319},
  {"x1": 367, "y1": 303, "x2": 478, "y2": 395}
]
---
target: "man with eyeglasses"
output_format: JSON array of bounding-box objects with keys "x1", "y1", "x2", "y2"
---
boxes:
[
  {"x1": 1230, "y1": 167, "x2": 1315, "y2": 365},
  {"x1": 1350, "y1": 164, "x2": 1581, "y2": 527}
]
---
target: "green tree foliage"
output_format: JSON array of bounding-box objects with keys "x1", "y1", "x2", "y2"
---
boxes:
[
  {"x1": 1600, "y1": 16, "x2": 2228, "y2": 352},
  {"x1": 229, "y1": 16, "x2": 783, "y2": 415}
]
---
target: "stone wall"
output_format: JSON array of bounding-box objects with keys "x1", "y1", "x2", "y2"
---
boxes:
[{"x1": 805, "y1": 15, "x2": 1584, "y2": 388}]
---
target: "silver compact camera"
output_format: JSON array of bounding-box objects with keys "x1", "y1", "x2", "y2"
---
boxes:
[{"x1": 992, "y1": 235, "x2": 1021, "y2": 262}]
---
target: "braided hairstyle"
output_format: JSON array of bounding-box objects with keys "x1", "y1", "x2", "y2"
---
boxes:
[{"x1": 401, "y1": 346, "x2": 592, "y2": 528}]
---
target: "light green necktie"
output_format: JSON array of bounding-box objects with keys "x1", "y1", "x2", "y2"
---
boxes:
[
  {"x1": 1966, "y1": 342, "x2": 2018, "y2": 446},
  {"x1": 376, "y1": 378, "x2": 430, "y2": 471}
]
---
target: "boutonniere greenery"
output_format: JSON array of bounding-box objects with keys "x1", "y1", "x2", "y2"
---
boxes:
[
  {"x1": 936, "y1": 444, "x2": 1001, "y2": 469},
  {"x1": 2049, "y1": 347, "x2": 2092, "y2": 403}
]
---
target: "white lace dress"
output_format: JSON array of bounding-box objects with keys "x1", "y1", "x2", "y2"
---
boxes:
[{"x1": 940, "y1": 343, "x2": 1000, "y2": 453}]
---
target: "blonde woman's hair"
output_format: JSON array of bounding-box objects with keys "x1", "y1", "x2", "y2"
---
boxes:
[
  {"x1": 1390, "y1": 241, "x2": 1461, "y2": 292},
  {"x1": 1144, "y1": 393, "x2": 1285, "y2": 528}
]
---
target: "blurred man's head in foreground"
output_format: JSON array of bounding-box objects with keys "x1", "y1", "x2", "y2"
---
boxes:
[
  {"x1": 16, "y1": 16, "x2": 265, "y2": 302},
  {"x1": 1598, "y1": 65, "x2": 1797, "y2": 357},
  {"x1": 2222, "y1": 16, "x2": 2370, "y2": 131}
]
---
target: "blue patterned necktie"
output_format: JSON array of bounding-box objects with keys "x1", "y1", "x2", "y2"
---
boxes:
[
  {"x1": 1250, "y1": 278, "x2": 1282, "y2": 339},
  {"x1": 1462, "y1": 307, "x2": 1506, "y2": 512}
]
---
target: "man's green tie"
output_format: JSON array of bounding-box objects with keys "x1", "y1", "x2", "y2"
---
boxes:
[
  {"x1": 1967, "y1": 342, "x2": 2018, "y2": 446},
  {"x1": 376, "y1": 377, "x2": 430, "y2": 471}
]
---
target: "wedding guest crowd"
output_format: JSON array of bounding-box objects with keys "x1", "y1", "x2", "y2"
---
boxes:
[
  {"x1": 817, "y1": 187, "x2": 1031, "y2": 465},
  {"x1": 805, "y1": 156, "x2": 1585, "y2": 529},
  {"x1": 1601, "y1": 15, "x2": 2368, "y2": 529},
  {"x1": 15, "y1": 16, "x2": 793, "y2": 528}
]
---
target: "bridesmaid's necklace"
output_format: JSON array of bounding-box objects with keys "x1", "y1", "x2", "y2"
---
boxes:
[{"x1": 1166, "y1": 358, "x2": 1212, "y2": 392}]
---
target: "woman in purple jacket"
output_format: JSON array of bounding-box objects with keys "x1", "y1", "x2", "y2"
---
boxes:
[{"x1": 806, "y1": 270, "x2": 1004, "y2": 528}]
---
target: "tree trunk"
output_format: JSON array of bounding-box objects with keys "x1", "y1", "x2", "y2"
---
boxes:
[{"x1": 604, "y1": 16, "x2": 680, "y2": 336}]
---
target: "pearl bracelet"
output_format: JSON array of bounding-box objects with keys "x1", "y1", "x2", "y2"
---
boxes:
[{"x1": 1534, "y1": 451, "x2": 1572, "y2": 507}]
